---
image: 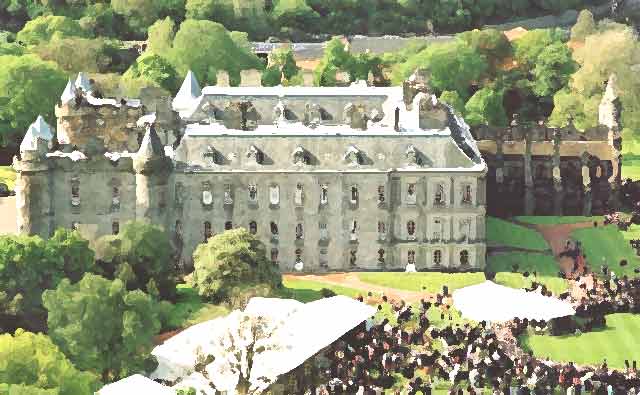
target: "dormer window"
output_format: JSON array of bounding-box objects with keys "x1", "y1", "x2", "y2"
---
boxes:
[
  {"x1": 377, "y1": 186, "x2": 385, "y2": 205},
  {"x1": 293, "y1": 146, "x2": 309, "y2": 166},
  {"x1": 247, "y1": 145, "x2": 263, "y2": 164},
  {"x1": 344, "y1": 145, "x2": 363, "y2": 166},
  {"x1": 295, "y1": 183, "x2": 304, "y2": 206},
  {"x1": 350, "y1": 185, "x2": 358, "y2": 204},
  {"x1": 320, "y1": 184, "x2": 329, "y2": 205},
  {"x1": 406, "y1": 183, "x2": 417, "y2": 205},
  {"x1": 407, "y1": 220, "x2": 416, "y2": 240},
  {"x1": 406, "y1": 145, "x2": 420, "y2": 165},
  {"x1": 434, "y1": 184, "x2": 445, "y2": 206},
  {"x1": 248, "y1": 184, "x2": 258, "y2": 202},
  {"x1": 462, "y1": 184, "x2": 472, "y2": 204},
  {"x1": 203, "y1": 145, "x2": 220, "y2": 165}
]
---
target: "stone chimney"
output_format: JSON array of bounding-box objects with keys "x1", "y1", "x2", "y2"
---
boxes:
[
  {"x1": 240, "y1": 69, "x2": 262, "y2": 87},
  {"x1": 217, "y1": 70, "x2": 230, "y2": 87}
]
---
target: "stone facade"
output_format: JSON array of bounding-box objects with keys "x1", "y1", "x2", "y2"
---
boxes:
[{"x1": 14, "y1": 71, "x2": 489, "y2": 272}]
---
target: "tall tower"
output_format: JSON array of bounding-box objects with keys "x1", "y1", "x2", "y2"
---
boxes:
[
  {"x1": 133, "y1": 123, "x2": 172, "y2": 229},
  {"x1": 14, "y1": 116, "x2": 54, "y2": 238}
]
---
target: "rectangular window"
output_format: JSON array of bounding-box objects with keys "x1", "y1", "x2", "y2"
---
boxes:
[
  {"x1": 377, "y1": 185, "x2": 385, "y2": 204},
  {"x1": 406, "y1": 183, "x2": 417, "y2": 205},
  {"x1": 350, "y1": 185, "x2": 358, "y2": 204},
  {"x1": 224, "y1": 184, "x2": 233, "y2": 205},
  {"x1": 434, "y1": 184, "x2": 445, "y2": 206},
  {"x1": 295, "y1": 184, "x2": 304, "y2": 206},
  {"x1": 269, "y1": 185, "x2": 280, "y2": 205},
  {"x1": 320, "y1": 184, "x2": 328, "y2": 205},
  {"x1": 462, "y1": 184, "x2": 472, "y2": 204},
  {"x1": 319, "y1": 223, "x2": 328, "y2": 240},
  {"x1": 248, "y1": 184, "x2": 258, "y2": 202}
]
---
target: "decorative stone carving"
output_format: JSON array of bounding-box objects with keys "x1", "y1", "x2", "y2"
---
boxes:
[
  {"x1": 273, "y1": 100, "x2": 286, "y2": 125},
  {"x1": 247, "y1": 145, "x2": 263, "y2": 164},
  {"x1": 203, "y1": 145, "x2": 220, "y2": 165}
]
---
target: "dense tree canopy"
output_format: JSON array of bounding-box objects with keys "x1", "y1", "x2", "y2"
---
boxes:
[
  {"x1": 465, "y1": 86, "x2": 508, "y2": 127},
  {"x1": 314, "y1": 37, "x2": 385, "y2": 86},
  {"x1": 0, "y1": 55, "x2": 66, "y2": 146},
  {"x1": 0, "y1": 230, "x2": 95, "y2": 332},
  {"x1": 16, "y1": 15, "x2": 87, "y2": 45},
  {"x1": 0, "y1": 330, "x2": 99, "y2": 395},
  {"x1": 190, "y1": 228, "x2": 282, "y2": 303},
  {"x1": 122, "y1": 52, "x2": 179, "y2": 95},
  {"x1": 95, "y1": 221, "x2": 178, "y2": 301},
  {"x1": 43, "y1": 274, "x2": 160, "y2": 383}
]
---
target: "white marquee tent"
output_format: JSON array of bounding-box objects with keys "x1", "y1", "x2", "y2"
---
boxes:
[
  {"x1": 453, "y1": 281, "x2": 575, "y2": 323},
  {"x1": 100, "y1": 296, "x2": 375, "y2": 395}
]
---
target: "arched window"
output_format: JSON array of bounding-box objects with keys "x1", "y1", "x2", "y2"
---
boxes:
[
  {"x1": 406, "y1": 183, "x2": 417, "y2": 204},
  {"x1": 349, "y1": 250, "x2": 357, "y2": 267},
  {"x1": 460, "y1": 250, "x2": 469, "y2": 266},
  {"x1": 271, "y1": 248, "x2": 279, "y2": 263},
  {"x1": 407, "y1": 250, "x2": 416, "y2": 264},
  {"x1": 224, "y1": 221, "x2": 233, "y2": 230},
  {"x1": 270, "y1": 222, "x2": 279, "y2": 235},
  {"x1": 378, "y1": 249, "x2": 385, "y2": 264},
  {"x1": 249, "y1": 221, "x2": 257, "y2": 234},
  {"x1": 462, "y1": 184, "x2": 472, "y2": 204},
  {"x1": 407, "y1": 220, "x2": 416, "y2": 236},
  {"x1": 248, "y1": 184, "x2": 258, "y2": 201},
  {"x1": 433, "y1": 250, "x2": 442, "y2": 266},
  {"x1": 295, "y1": 248, "x2": 302, "y2": 262},
  {"x1": 296, "y1": 223, "x2": 304, "y2": 239},
  {"x1": 112, "y1": 221, "x2": 120, "y2": 235},
  {"x1": 204, "y1": 221, "x2": 212, "y2": 241},
  {"x1": 320, "y1": 184, "x2": 328, "y2": 205}
]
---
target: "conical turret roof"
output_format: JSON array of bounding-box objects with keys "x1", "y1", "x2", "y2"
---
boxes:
[
  {"x1": 60, "y1": 78, "x2": 77, "y2": 105},
  {"x1": 74, "y1": 72, "x2": 92, "y2": 93},
  {"x1": 20, "y1": 115, "x2": 54, "y2": 152},
  {"x1": 136, "y1": 125, "x2": 165, "y2": 160},
  {"x1": 172, "y1": 70, "x2": 201, "y2": 111}
]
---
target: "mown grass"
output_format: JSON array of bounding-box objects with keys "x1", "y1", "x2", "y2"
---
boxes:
[
  {"x1": 357, "y1": 272, "x2": 486, "y2": 294},
  {"x1": 521, "y1": 313, "x2": 640, "y2": 370},
  {"x1": 0, "y1": 166, "x2": 16, "y2": 190},
  {"x1": 571, "y1": 225, "x2": 640, "y2": 277},
  {"x1": 163, "y1": 284, "x2": 230, "y2": 329},
  {"x1": 282, "y1": 277, "x2": 362, "y2": 302},
  {"x1": 487, "y1": 252, "x2": 568, "y2": 295},
  {"x1": 487, "y1": 217, "x2": 550, "y2": 251}
]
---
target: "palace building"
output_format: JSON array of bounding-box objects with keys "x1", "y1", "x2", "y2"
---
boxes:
[{"x1": 13, "y1": 70, "x2": 487, "y2": 272}]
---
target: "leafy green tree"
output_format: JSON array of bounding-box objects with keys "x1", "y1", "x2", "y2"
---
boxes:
[
  {"x1": 79, "y1": 3, "x2": 128, "y2": 38},
  {"x1": 529, "y1": 41, "x2": 576, "y2": 97},
  {"x1": 33, "y1": 37, "x2": 119, "y2": 73},
  {"x1": 43, "y1": 274, "x2": 160, "y2": 383},
  {"x1": 513, "y1": 29, "x2": 566, "y2": 70},
  {"x1": 571, "y1": 9, "x2": 596, "y2": 42},
  {"x1": 261, "y1": 65, "x2": 282, "y2": 87},
  {"x1": 169, "y1": 19, "x2": 263, "y2": 85},
  {"x1": 95, "y1": 221, "x2": 177, "y2": 300},
  {"x1": 392, "y1": 40, "x2": 488, "y2": 97},
  {"x1": 439, "y1": 90, "x2": 466, "y2": 115},
  {"x1": 262, "y1": 46, "x2": 300, "y2": 86},
  {"x1": 111, "y1": 0, "x2": 164, "y2": 37},
  {"x1": 465, "y1": 86, "x2": 508, "y2": 127},
  {"x1": 456, "y1": 28, "x2": 512, "y2": 74},
  {"x1": 122, "y1": 52, "x2": 180, "y2": 95},
  {"x1": 0, "y1": 230, "x2": 94, "y2": 332},
  {"x1": 0, "y1": 55, "x2": 66, "y2": 147},
  {"x1": 548, "y1": 88, "x2": 600, "y2": 130},
  {"x1": 190, "y1": 228, "x2": 282, "y2": 303},
  {"x1": 314, "y1": 37, "x2": 385, "y2": 86},
  {"x1": 0, "y1": 329, "x2": 99, "y2": 395},
  {"x1": 272, "y1": 0, "x2": 320, "y2": 32},
  {"x1": 185, "y1": 0, "x2": 235, "y2": 21},
  {"x1": 16, "y1": 15, "x2": 87, "y2": 45},
  {"x1": 147, "y1": 17, "x2": 176, "y2": 55}
]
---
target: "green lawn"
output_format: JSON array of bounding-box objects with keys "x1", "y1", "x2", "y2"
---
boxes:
[
  {"x1": 357, "y1": 272, "x2": 486, "y2": 294},
  {"x1": 487, "y1": 252, "x2": 568, "y2": 295},
  {"x1": 282, "y1": 277, "x2": 362, "y2": 302},
  {"x1": 164, "y1": 284, "x2": 230, "y2": 329},
  {"x1": 622, "y1": 156, "x2": 640, "y2": 181},
  {"x1": 0, "y1": 166, "x2": 16, "y2": 190},
  {"x1": 571, "y1": 225, "x2": 640, "y2": 277},
  {"x1": 514, "y1": 216, "x2": 602, "y2": 225},
  {"x1": 521, "y1": 313, "x2": 640, "y2": 369},
  {"x1": 487, "y1": 217, "x2": 550, "y2": 251}
]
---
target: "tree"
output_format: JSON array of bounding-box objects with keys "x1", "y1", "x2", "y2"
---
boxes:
[
  {"x1": 33, "y1": 37, "x2": 118, "y2": 73},
  {"x1": 392, "y1": 40, "x2": 488, "y2": 97},
  {"x1": 439, "y1": 90, "x2": 466, "y2": 115},
  {"x1": 314, "y1": 37, "x2": 385, "y2": 86},
  {"x1": 571, "y1": 9, "x2": 596, "y2": 42},
  {"x1": 194, "y1": 312, "x2": 283, "y2": 394},
  {"x1": 0, "y1": 55, "x2": 66, "y2": 147},
  {"x1": 122, "y1": 52, "x2": 180, "y2": 95},
  {"x1": 465, "y1": 86, "x2": 508, "y2": 127},
  {"x1": 262, "y1": 46, "x2": 300, "y2": 86},
  {"x1": 111, "y1": 0, "x2": 164, "y2": 36},
  {"x1": 168, "y1": 19, "x2": 263, "y2": 85},
  {"x1": 456, "y1": 29, "x2": 512, "y2": 74},
  {"x1": 42, "y1": 274, "x2": 160, "y2": 383},
  {"x1": 95, "y1": 221, "x2": 178, "y2": 300},
  {"x1": 0, "y1": 230, "x2": 94, "y2": 332},
  {"x1": 529, "y1": 41, "x2": 576, "y2": 97},
  {"x1": 271, "y1": 0, "x2": 320, "y2": 33},
  {"x1": 0, "y1": 329, "x2": 99, "y2": 395},
  {"x1": 185, "y1": 0, "x2": 235, "y2": 22},
  {"x1": 512, "y1": 29, "x2": 565, "y2": 70},
  {"x1": 147, "y1": 17, "x2": 176, "y2": 55},
  {"x1": 16, "y1": 15, "x2": 87, "y2": 45},
  {"x1": 190, "y1": 228, "x2": 282, "y2": 303}
]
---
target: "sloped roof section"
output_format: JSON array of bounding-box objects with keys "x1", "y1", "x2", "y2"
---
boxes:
[{"x1": 20, "y1": 115, "x2": 54, "y2": 152}]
